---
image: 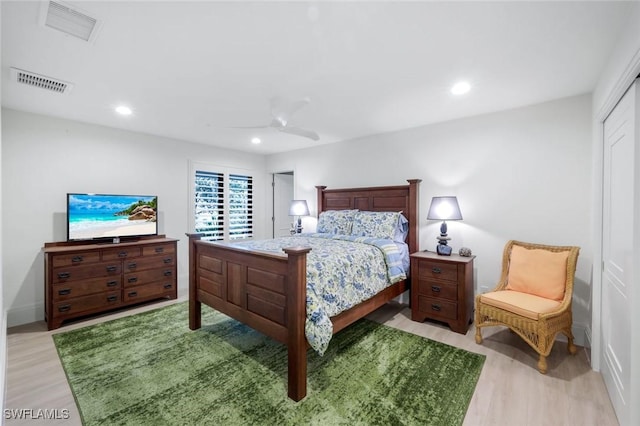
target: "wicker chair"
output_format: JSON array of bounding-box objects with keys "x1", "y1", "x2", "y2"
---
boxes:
[{"x1": 475, "y1": 240, "x2": 580, "y2": 373}]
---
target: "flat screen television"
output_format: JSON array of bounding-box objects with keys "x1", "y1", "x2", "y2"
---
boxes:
[{"x1": 67, "y1": 193, "x2": 158, "y2": 241}]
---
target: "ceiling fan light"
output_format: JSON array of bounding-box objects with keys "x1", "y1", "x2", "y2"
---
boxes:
[
  {"x1": 451, "y1": 81, "x2": 471, "y2": 95},
  {"x1": 115, "y1": 105, "x2": 132, "y2": 115}
]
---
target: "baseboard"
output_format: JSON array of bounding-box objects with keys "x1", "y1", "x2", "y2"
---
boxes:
[
  {"x1": 572, "y1": 323, "x2": 587, "y2": 347},
  {"x1": 554, "y1": 323, "x2": 587, "y2": 348},
  {"x1": 1, "y1": 309, "x2": 8, "y2": 414},
  {"x1": 584, "y1": 326, "x2": 593, "y2": 366},
  {"x1": 6, "y1": 303, "x2": 43, "y2": 328}
]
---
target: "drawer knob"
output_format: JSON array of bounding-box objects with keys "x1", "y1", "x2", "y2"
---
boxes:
[
  {"x1": 128, "y1": 277, "x2": 138, "y2": 283},
  {"x1": 163, "y1": 258, "x2": 172, "y2": 264},
  {"x1": 163, "y1": 283, "x2": 173, "y2": 289},
  {"x1": 127, "y1": 262, "x2": 137, "y2": 269},
  {"x1": 431, "y1": 303, "x2": 441, "y2": 312},
  {"x1": 107, "y1": 280, "x2": 118, "y2": 287},
  {"x1": 128, "y1": 291, "x2": 138, "y2": 297},
  {"x1": 431, "y1": 285, "x2": 441, "y2": 293},
  {"x1": 71, "y1": 255, "x2": 84, "y2": 263},
  {"x1": 57, "y1": 272, "x2": 71, "y2": 279},
  {"x1": 118, "y1": 251, "x2": 128, "y2": 258},
  {"x1": 163, "y1": 270, "x2": 172, "y2": 277},
  {"x1": 58, "y1": 304, "x2": 71, "y2": 312},
  {"x1": 106, "y1": 265, "x2": 118, "y2": 272},
  {"x1": 154, "y1": 247, "x2": 164, "y2": 253},
  {"x1": 432, "y1": 267, "x2": 442, "y2": 274},
  {"x1": 107, "y1": 295, "x2": 118, "y2": 302},
  {"x1": 58, "y1": 288, "x2": 71, "y2": 296}
]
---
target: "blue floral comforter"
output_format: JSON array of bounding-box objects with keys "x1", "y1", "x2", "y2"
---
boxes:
[{"x1": 232, "y1": 233, "x2": 407, "y2": 355}]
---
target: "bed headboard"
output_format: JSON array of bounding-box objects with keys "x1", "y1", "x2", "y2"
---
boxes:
[{"x1": 315, "y1": 179, "x2": 421, "y2": 255}]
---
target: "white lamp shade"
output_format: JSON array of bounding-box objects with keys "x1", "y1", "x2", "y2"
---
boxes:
[
  {"x1": 289, "y1": 200, "x2": 310, "y2": 216},
  {"x1": 427, "y1": 196, "x2": 463, "y2": 221}
]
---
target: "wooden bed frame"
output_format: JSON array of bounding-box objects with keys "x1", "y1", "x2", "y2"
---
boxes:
[{"x1": 187, "y1": 179, "x2": 420, "y2": 401}]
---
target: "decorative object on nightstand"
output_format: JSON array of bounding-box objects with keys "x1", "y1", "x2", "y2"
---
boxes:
[
  {"x1": 410, "y1": 250, "x2": 475, "y2": 334},
  {"x1": 289, "y1": 200, "x2": 310, "y2": 234},
  {"x1": 426, "y1": 196, "x2": 463, "y2": 255},
  {"x1": 459, "y1": 247, "x2": 472, "y2": 257}
]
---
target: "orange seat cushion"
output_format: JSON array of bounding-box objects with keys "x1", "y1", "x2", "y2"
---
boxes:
[
  {"x1": 479, "y1": 290, "x2": 562, "y2": 320},
  {"x1": 505, "y1": 245, "x2": 569, "y2": 300}
]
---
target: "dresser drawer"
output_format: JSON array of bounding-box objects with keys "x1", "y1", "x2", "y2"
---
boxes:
[
  {"x1": 52, "y1": 276, "x2": 121, "y2": 301},
  {"x1": 417, "y1": 296, "x2": 457, "y2": 321},
  {"x1": 417, "y1": 279, "x2": 458, "y2": 301},
  {"x1": 53, "y1": 292, "x2": 121, "y2": 317},
  {"x1": 101, "y1": 246, "x2": 142, "y2": 261},
  {"x1": 123, "y1": 280, "x2": 175, "y2": 302},
  {"x1": 52, "y1": 252, "x2": 101, "y2": 268},
  {"x1": 124, "y1": 268, "x2": 175, "y2": 287},
  {"x1": 123, "y1": 254, "x2": 175, "y2": 273},
  {"x1": 418, "y1": 260, "x2": 458, "y2": 282},
  {"x1": 53, "y1": 262, "x2": 121, "y2": 283},
  {"x1": 142, "y1": 243, "x2": 176, "y2": 256}
]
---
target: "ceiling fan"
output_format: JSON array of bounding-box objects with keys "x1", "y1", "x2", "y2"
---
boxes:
[{"x1": 234, "y1": 96, "x2": 320, "y2": 141}]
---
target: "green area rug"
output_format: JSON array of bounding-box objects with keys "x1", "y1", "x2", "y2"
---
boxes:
[{"x1": 53, "y1": 302, "x2": 485, "y2": 425}]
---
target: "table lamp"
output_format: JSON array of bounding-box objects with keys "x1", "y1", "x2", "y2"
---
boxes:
[
  {"x1": 427, "y1": 196, "x2": 463, "y2": 255},
  {"x1": 289, "y1": 200, "x2": 310, "y2": 234}
]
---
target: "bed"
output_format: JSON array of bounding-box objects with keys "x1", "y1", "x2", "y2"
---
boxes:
[{"x1": 187, "y1": 179, "x2": 421, "y2": 401}]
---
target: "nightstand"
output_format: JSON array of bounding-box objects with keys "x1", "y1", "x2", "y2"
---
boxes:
[{"x1": 410, "y1": 250, "x2": 475, "y2": 334}]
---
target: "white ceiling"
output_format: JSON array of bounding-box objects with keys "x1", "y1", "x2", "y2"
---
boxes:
[{"x1": 1, "y1": 1, "x2": 633, "y2": 154}]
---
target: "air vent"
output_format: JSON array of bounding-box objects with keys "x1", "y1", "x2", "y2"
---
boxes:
[
  {"x1": 10, "y1": 67, "x2": 74, "y2": 94},
  {"x1": 40, "y1": 1, "x2": 101, "y2": 42}
]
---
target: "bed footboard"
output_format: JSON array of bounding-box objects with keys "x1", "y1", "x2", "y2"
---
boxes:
[{"x1": 187, "y1": 233, "x2": 311, "y2": 401}]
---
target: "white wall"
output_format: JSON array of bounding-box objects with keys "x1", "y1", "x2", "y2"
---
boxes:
[
  {"x1": 1, "y1": 94, "x2": 595, "y2": 344},
  {"x1": 268, "y1": 94, "x2": 593, "y2": 344},
  {"x1": 1, "y1": 108, "x2": 268, "y2": 327}
]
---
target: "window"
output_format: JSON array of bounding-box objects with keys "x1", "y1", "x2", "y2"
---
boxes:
[
  {"x1": 194, "y1": 171, "x2": 225, "y2": 241},
  {"x1": 228, "y1": 174, "x2": 253, "y2": 240},
  {"x1": 192, "y1": 165, "x2": 254, "y2": 242}
]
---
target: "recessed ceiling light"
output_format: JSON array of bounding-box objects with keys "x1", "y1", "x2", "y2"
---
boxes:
[
  {"x1": 251, "y1": 137, "x2": 261, "y2": 144},
  {"x1": 115, "y1": 105, "x2": 132, "y2": 115},
  {"x1": 451, "y1": 81, "x2": 471, "y2": 95}
]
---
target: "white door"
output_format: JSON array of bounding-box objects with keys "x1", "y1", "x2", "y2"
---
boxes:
[
  {"x1": 272, "y1": 172, "x2": 294, "y2": 237},
  {"x1": 601, "y1": 80, "x2": 637, "y2": 426}
]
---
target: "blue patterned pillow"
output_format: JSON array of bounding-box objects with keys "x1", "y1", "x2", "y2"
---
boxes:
[
  {"x1": 316, "y1": 209, "x2": 358, "y2": 235},
  {"x1": 351, "y1": 211, "x2": 401, "y2": 240}
]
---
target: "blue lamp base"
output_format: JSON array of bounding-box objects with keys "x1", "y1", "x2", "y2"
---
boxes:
[
  {"x1": 436, "y1": 220, "x2": 452, "y2": 255},
  {"x1": 436, "y1": 244, "x2": 452, "y2": 256}
]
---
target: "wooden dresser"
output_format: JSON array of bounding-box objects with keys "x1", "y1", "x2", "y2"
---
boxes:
[
  {"x1": 410, "y1": 250, "x2": 475, "y2": 334},
  {"x1": 43, "y1": 236, "x2": 178, "y2": 330}
]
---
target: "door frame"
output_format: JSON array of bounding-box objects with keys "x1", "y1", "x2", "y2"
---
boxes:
[
  {"x1": 593, "y1": 66, "x2": 640, "y2": 371},
  {"x1": 270, "y1": 169, "x2": 295, "y2": 238},
  {"x1": 592, "y1": 53, "x2": 640, "y2": 425}
]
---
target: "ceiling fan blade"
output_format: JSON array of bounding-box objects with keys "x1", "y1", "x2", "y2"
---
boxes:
[
  {"x1": 229, "y1": 124, "x2": 271, "y2": 129},
  {"x1": 279, "y1": 126, "x2": 320, "y2": 141},
  {"x1": 270, "y1": 96, "x2": 311, "y2": 123},
  {"x1": 285, "y1": 97, "x2": 311, "y2": 116}
]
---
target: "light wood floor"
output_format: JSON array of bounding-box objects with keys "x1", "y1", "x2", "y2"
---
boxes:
[{"x1": 5, "y1": 298, "x2": 619, "y2": 426}]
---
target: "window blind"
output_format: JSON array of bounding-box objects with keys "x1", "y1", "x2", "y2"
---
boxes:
[
  {"x1": 194, "y1": 171, "x2": 224, "y2": 241},
  {"x1": 228, "y1": 174, "x2": 253, "y2": 240}
]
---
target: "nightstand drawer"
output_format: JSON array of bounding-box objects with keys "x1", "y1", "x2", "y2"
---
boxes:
[
  {"x1": 418, "y1": 296, "x2": 457, "y2": 320},
  {"x1": 417, "y1": 279, "x2": 457, "y2": 301},
  {"x1": 418, "y1": 260, "x2": 458, "y2": 282}
]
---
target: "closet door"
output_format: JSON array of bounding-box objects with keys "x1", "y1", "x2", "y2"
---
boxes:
[{"x1": 601, "y1": 80, "x2": 638, "y2": 426}]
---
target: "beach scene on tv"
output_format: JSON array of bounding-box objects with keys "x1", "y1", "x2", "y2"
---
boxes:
[{"x1": 68, "y1": 194, "x2": 157, "y2": 241}]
